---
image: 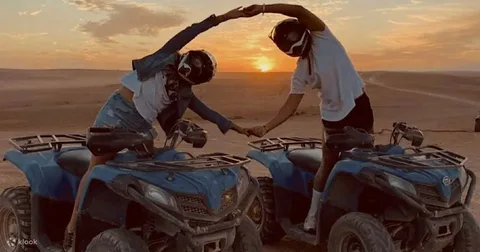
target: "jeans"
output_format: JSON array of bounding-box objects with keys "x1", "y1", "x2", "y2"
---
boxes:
[{"x1": 92, "y1": 90, "x2": 158, "y2": 141}]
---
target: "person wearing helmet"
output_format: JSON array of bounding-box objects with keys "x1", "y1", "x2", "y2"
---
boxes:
[
  {"x1": 63, "y1": 7, "x2": 250, "y2": 250},
  {"x1": 242, "y1": 4, "x2": 374, "y2": 232}
]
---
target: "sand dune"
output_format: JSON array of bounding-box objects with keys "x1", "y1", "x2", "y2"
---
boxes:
[{"x1": 0, "y1": 69, "x2": 479, "y2": 251}]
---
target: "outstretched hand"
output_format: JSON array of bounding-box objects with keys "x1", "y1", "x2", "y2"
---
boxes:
[
  {"x1": 247, "y1": 126, "x2": 267, "y2": 138},
  {"x1": 242, "y1": 4, "x2": 263, "y2": 17},
  {"x1": 222, "y1": 6, "x2": 248, "y2": 20},
  {"x1": 236, "y1": 127, "x2": 251, "y2": 137}
]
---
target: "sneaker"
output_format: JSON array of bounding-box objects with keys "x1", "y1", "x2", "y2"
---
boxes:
[
  {"x1": 63, "y1": 230, "x2": 74, "y2": 252},
  {"x1": 303, "y1": 214, "x2": 316, "y2": 232}
]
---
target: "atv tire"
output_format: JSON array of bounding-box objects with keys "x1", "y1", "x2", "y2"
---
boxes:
[
  {"x1": 445, "y1": 211, "x2": 480, "y2": 252},
  {"x1": 0, "y1": 186, "x2": 33, "y2": 252},
  {"x1": 328, "y1": 212, "x2": 395, "y2": 252},
  {"x1": 232, "y1": 217, "x2": 263, "y2": 252},
  {"x1": 247, "y1": 177, "x2": 285, "y2": 244},
  {"x1": 86, "y1": 228, "x2": 149, "y2": 252}
]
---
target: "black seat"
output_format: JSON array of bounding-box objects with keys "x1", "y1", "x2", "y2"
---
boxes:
[
  {"x1": 286, "y1": 148, "x2": 322, "y2": 173},
  {"x1": 325, "y1": 127, "x2": 374, "y2": 152},
  {"x1": 57, "y1": 149, "x2": 92, "y2": 177}
]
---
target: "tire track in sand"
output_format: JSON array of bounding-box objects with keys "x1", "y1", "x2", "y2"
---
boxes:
[{"x1": 366, "y1": 75, "x2": 480, "y2": 107}]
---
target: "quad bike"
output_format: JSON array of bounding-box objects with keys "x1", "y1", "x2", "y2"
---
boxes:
[
  {"x1": 246, "y1": 121, "x2": 480, "y2": 252},
  {"x1": 1, "y1": 119, "x2": 261, "y2": 252}
]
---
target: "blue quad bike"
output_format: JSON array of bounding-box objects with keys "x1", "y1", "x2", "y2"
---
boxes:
[
  {"x1": 1, "y1": 119, "x2": 261, "y2": 252},
  {"x1": 245, "y1": 121, "x2": 480, "y2": 252}
]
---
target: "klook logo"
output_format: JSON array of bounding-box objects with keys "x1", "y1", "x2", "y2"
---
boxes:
[{"x1": 8, "y1": 238, "x2": 38, "y2": 246}]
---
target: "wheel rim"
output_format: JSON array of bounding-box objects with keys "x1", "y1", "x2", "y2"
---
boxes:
[
  {"x1": 340, "y1": 233, "x2": 365, "y2": 252},
  {"x1": 0, "y1": 207, "x2": 19, "y2": 252},
  {"x1": 247, "y1": 197, "x2": 263, "y2": 228}
]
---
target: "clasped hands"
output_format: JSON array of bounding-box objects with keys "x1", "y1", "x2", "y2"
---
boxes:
[{"x1": 235, "y1": 125, "x2": 268, "y2": 138}]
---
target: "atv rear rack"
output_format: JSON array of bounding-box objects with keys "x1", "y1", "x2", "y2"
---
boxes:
[
  {"x1": 248, "y1": 137, "x2": 322, "y2": 152},
  {"x1": 353, "y1": 145, "x2": 468, "y2": 169},
  {"x1": 9, "y1": 134, "x2": 87, "y2": 153},
  {"x1": 107, "y1": 152, "x2": 251, "y2": 172}
]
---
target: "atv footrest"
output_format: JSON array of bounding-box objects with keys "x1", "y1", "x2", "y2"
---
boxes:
[
  {"x1": 9, "y1": 134, "x2": 87, "y2": 153},
  {"x1": 279, "y1": 219, "x2": 317, "y2": 245},
  {"x1": 108, "y1": 153, "x2": 251, "y2": 172}
]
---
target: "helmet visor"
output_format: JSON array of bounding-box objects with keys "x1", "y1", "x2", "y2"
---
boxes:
[
  {"x1": 178, "y1": 50, "x2": 216, "y2": 84},
  {"x1": 268, "y1": 21, "x2": 308, "y2": 56}
]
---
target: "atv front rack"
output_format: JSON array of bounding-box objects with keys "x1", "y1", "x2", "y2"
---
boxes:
[
  {"x1": 107, "y1": 152, "x2": 251, "y2": 172},
  {"x1": 248, "y1": 137, "x2": 322, "y2": 152},
  {"x1": 9, "y1": 134, "x2": 87, "y2": 153},
  {"x1": 353, "y1": 145, "x2": 468, "y2": 169}
]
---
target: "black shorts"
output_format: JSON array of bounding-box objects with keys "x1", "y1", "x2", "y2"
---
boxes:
[{"x1": 322, "y1": 92, "x2": 374, "y2": 133}]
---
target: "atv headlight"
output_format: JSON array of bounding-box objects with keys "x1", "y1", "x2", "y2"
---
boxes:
[
  {"x1": 458, "y1": 167, "x2": 468, "y2": 189},
  {"x1": 237, "y1": 167, "x2": 250, "y2": 197},
  {"x1": 384, "y1": 173, "x2": 417, "y2": 196},
  {"x1": 139, "y1": 181, "x2": 178, "y2": 210}
]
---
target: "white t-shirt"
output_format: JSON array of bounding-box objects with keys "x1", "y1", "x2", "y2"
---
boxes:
[
  {"x1": 120, "y1": 71, "x2": 173, "y2": 125},
  {"x1": 290, "y1": 26, "x2": 365, "y2": 122}
]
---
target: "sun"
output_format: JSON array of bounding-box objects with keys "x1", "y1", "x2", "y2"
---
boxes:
[
  {"x1": 259, "y1": 63, "x2": 273, "y2": 72},
  {"x1": 253, "y1": 56, "x2": 274, "y2": 72}
]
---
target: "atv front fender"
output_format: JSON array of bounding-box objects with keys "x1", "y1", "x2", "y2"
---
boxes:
[{"x1": 3, "y1": 149, "x2": 80, "y2": 201}]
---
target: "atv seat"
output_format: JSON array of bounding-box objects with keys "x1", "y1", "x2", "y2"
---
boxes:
[
  {"x1": 286, "y1": 148, "x2": 322, "y2": 173},
  {"x1": 57, "y1": 149, "x2": 92, "y2": 177}
]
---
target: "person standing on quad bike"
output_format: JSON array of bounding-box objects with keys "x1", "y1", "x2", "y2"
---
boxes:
[
  {"x1": 63, "y1": 7, "x2": 251, "y2": 251},
  {"x1": 242, "y1": 4, "x2": 374, "y2": 232}
]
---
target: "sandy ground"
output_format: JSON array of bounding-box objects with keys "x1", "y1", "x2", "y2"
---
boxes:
[{"x1": 0, "y1": 69, "x2": 479, "y2": 251}]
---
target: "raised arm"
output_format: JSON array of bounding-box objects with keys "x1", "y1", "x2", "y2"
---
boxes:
[
  {"x1": 188, "y1": 94, "x2": 248, "y2": 135},
  {"x1": 264, "y1": 93, "x2": 304, "y2": 132},
  {"x1": 148, "y1": 7, "x2": 246, "y2": 57},
  {"x1": 243, "y1": 4, "x2": 325, "y2": 31}
]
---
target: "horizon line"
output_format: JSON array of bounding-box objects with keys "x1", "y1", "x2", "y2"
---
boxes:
[{"x1": 1, "y1": 68, "x2": 479, "y2": 73}]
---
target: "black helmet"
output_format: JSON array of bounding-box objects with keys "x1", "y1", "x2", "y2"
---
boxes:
[
  {"x1": 268, "y1": 18, "x2": 312, "y2": 58},
  {"x1": 177, "y1": 50, "x2": 217, "y2": 85}
]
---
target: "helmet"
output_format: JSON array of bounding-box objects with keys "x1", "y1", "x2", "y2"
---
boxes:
[
  {"x1": 177, "y1": 50, "x2": 217, "y2": 85},
  {"x1": 268, "y1": 18, "x2": 312, "y2": 58}
]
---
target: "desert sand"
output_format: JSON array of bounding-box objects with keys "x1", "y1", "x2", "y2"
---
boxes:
[{"x1": 0, "y1": 69, "x2": 479, "y2": 251}]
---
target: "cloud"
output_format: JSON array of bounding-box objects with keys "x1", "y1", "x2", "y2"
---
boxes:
[
  {"x1": 0, "y1": 33, "x2": 48, "y2": 40},
  {"x1": 407, "y1": 14, "x2": 438, "y2": 23},
  {"x1": 335, "y1": 16, "x2": 362, "y2": 21},
  {"x1": 351, "y1": 9, "x2": 480, "y2": 69},
  {"x1": 18, "y1": 10, "x2": 43, "y2": 16},
  {"x1": 290, "y1": 0, "x2": 348, "y2": 16},
  {"x1": 387, "y1": 20, "x2": 414, "y2": 25},
  {"x1": 30, "y1": 10, "x2": 43, "y2": 16},
  {"x1": 66, "y1": 0, "x2": 187, "y2": 43},
  {"x1": 374, "y1": 1, "x2": 471, "y2": 14}
]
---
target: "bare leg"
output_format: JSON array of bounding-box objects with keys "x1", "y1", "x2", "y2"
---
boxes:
[
  {"x1": 304, "y1": 129, "x2": 340, "y2": 231},
  {"x1": 64, "y1": 154, "x2": 115, "y2": 247},
  {"x1": 313, "y1": 143, "x2": 340, "y2": 191}
]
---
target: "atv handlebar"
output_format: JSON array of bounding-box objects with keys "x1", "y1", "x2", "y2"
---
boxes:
[
  {"x1": 164, "y1": 119, "x2": 208, "y2": 149},
  {"x1": 391, "y1": 122, "x2": 424, "y2": 147}
]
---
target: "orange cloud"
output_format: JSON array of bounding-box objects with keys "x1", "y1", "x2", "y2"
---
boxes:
[{"x1": 67, "y1": 0, "x2": 187, "y2": 43}]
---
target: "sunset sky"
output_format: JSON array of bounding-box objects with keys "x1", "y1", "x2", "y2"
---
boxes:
[{"x1": 1, "y1": 0, "x2": 479, "y2": 72}]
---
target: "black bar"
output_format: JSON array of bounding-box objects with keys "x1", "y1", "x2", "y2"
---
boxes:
[
  {"x1": 107, "y1": 153, "x2": 251, "y2": 172},
  {"x1": 465, "y1": 168, "x2": 476, "y2": 207},
  {"x1": 248, "y1": 137, "x2": 322, "y2": 152},
  {"x1": 9, "y1": 134, "x2": 87, "y2": 153}
]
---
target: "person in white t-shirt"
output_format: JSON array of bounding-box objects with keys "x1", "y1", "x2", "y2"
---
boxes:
[{"x1": 242, "y1": 3, "x2": 375, "y2": 231}]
